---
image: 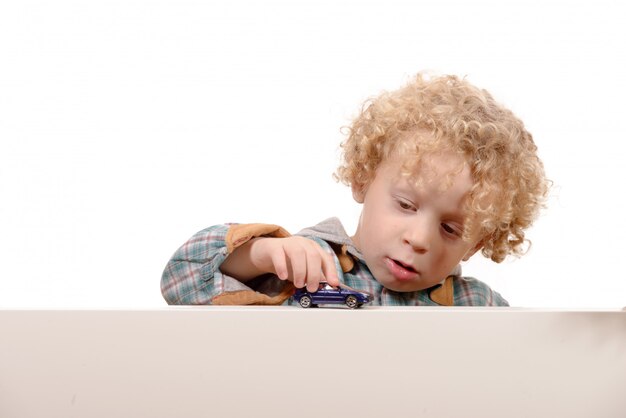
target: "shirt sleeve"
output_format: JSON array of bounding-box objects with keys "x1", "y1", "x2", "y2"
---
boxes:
[{"x1": 160, "y1": 224, "x2": 253, "y2": 305}]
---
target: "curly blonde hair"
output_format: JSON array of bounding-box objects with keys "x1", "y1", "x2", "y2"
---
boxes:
[{"x1": 336, "y1": 73, "x2": 549, "y2": 262}]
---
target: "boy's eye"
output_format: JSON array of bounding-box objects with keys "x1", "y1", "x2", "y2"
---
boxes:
[
  {"x1": 441, "y1": 223, "x2": 459, "y2": 236},
  {"x1": 397, "y1": 199, "x2": 416, "y2": 211}
]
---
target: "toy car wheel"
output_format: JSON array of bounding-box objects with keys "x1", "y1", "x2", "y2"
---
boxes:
[
  {"x1": 299, "y1": 295, "x2": 312, "y2": 308},
  {"x1": 345, "y1": 295, "x2": 358, "y2": 309}
]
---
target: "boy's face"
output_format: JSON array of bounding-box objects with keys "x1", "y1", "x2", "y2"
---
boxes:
[{"x1": 351, "y1": 151, "x2": 484, "y2": 292}]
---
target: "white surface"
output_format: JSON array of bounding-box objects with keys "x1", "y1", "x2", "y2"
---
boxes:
[
  {"x1": 1, "y1": 0, "x2": 625, "y2": 308},
  {"x1": 1, "y1": 308, "x2": 625, "y2": 418}
]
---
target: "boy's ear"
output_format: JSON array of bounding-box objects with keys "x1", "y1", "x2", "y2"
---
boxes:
[
  {"x1": 462, "y1": 241, "x2": 483, "y2": 262},
  {"x1": 351, "y1": 184, "x2": 366, "y2": 203}
]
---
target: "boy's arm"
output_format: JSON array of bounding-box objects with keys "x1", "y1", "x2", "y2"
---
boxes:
[
  {"x1": 218, "y1": 238, "x2": 271, "y2": 282},
  {"x1": 161, "y1": 223, "x2": 339, "y2": 305},
  {"x1": 160, "y1": 223, "x2": 290, "y2": 305}
]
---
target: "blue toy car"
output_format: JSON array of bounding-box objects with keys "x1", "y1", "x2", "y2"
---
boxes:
[{"x1": 294, "y1": 282, "x2": 371, "y2": 309}]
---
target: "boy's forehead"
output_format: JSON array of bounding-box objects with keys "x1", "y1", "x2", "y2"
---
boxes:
[
  {"x1": 392, "y1": 128, "x2": 439, "y2": 152},
  {"x1": 392, "y1": 148, "x2": 471, "y2": 188},
  {"x1": 391, "y1": 130, "x2": 463, "y2": 169},
  {"x1": 380, "y1": 153, "x2": 472, "y2": 208}
]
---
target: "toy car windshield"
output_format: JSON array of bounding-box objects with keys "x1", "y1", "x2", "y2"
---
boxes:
[{"x1": 293, "y1": 282, "x2": 371, "y2": 309}]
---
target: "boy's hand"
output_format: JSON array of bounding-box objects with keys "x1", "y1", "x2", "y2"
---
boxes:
[{"x1": 249, "y1": 237, "x2": 340, "y2": 292}]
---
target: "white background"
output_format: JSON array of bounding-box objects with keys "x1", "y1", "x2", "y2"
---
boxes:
[{"x1": 1, "y1": 0, "x2": 624, "y2": 308}]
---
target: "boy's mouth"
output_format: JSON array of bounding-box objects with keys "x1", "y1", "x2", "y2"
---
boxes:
[
  {"x1": 394, "y1": 259, "x2": 416, "y2": 272},
  {"x1": 385, "y1": 257, "x2": 419, "y2": 281}
]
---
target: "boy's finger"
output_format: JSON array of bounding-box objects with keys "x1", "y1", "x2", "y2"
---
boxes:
[
  {"x1": 305, "y1": 250, "x2": 323, "y2": 292},
  {"x1": 270, "y1": 249, "x2": 288, "y2": 281},
  {"x1": 288, "y1": 247, "x2": 307, "y2": 288},
  {"x1": 321, "y1": 251, "x2": 340, "y2": 286}
]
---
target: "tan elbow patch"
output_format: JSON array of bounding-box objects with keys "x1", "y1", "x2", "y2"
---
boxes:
[
  {"x1": 226, "y1": 223, "x2": 291, "y2": 253},
  {"x1": 212, "y1": 283, "x2": 295, "y2": 306}
]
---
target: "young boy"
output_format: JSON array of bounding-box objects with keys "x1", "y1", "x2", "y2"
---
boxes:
[{"x1": 161, "y1": 73, "x2": 548, "y2": 306}]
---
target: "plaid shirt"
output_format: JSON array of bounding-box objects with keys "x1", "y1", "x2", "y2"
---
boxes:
[{"x1": 161, "y1": 219, "x2": 509, "y2": 306}]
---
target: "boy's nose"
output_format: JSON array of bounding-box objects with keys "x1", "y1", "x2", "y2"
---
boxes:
[{"x1": 403, "y1": 221, "x2": 433, "y2": 253}]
